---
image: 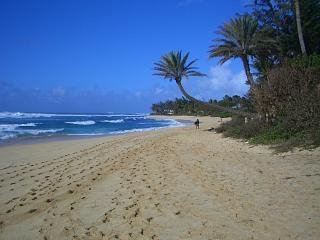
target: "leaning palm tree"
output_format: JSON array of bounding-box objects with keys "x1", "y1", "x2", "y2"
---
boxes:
[
  {"x1": 209, "y1": 15, "x2": 278, "y2": 88},
  {"x1": 153, "y1": 51, "x2": 205, "y2": 102},
  {"x1": 153, "y1": 50, "x2": 255, "y2": 117}
]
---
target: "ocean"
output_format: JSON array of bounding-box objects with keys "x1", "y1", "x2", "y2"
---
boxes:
[{"x1": 0, "y1": 112, "x2": 184, "y2": 144}]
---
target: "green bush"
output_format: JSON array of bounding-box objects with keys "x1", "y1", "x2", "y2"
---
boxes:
[
  {"x1": 253, "y1": 58, "x2": 320, "y2": 145},
  {"x1": 210, "y1": 111, "x2": 232, "y2": 118},
  {"x1": 289, "y1": 55, "x2": 320, "y2": 70},
  {"x1": 250, "y1": 123, "x2": 304, "y2": 144},
  {"x1": 216, "y1": 116, "x2": 267, "y2": 139},
  {"x1": 216, "y1": 117, "x2": 319, "y2": 152}
]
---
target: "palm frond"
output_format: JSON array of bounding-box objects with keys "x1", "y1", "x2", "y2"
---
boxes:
[
  {"x1": 209, "y1": 15, "x2": 277, "y2": 61},
  {"x1": 153, "y1": 50, "x2": 205, "y2": 82}
]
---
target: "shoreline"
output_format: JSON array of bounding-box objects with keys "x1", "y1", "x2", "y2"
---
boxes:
[
  {"x1": 0, "y1": 116, "x2": 192, "y2": 148},
  {"x1": 0, "y1": 115, "x2": 319, "y2": 240}
]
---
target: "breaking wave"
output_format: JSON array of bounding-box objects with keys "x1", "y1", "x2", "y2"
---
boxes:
[
  {"x1": 101, "y1": 119, "x2": 124, "y2": 123},
  {"x1": 65, "y1": 121, "x2": 96, "y2": 125},
  {"x1": 0, "y1": 123, "x2": 39, "y2": 131},
  {"x1": 0, "y1": 128, "x2": 64, "y2": 140}
]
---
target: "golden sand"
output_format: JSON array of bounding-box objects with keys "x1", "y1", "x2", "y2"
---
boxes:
[{"x1": 0, "y1": 116, "x2": 319, "y2": 240}]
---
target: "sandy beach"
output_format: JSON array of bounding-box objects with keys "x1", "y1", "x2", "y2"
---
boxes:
[{"x1": 0, "y1": 115, "x2": 319, "y2": 240}]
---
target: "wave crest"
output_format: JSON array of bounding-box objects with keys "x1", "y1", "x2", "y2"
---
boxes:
[
  {"x1": 65, "y1": 121, "x2": 96, "y2": 125},
  {"x1": 0, "y1": 123, "x2": 39, "y2": 131},
  {"x1": 101, "y1": 119, "x2": 124, "y2": 123},
  {"x1": 0, "y1": 128, "x2": 64, "y2": 140}
]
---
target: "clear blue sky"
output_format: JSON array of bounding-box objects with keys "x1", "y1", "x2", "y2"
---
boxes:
[{"x1": 0, "y1": 0, "x2": 250, "y2": 113}]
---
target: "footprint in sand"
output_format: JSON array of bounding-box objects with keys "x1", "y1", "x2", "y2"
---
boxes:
[{"x1": 28, "y1": 208, "x2": 37, "y2": 214}]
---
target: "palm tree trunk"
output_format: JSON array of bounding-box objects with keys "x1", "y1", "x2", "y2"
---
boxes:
[
  {"x1": 295, "y1": 0, "x2": 307, "y2": 55},
  {"x1": 175, "y1": 80, "x2": 256, "y2": 118},
  {"x1": 241, "y1": 55, "x2": 255, "y2": 87}
]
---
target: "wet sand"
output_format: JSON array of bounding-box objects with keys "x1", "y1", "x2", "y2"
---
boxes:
[{"x1": 0, "y1": 115, "x2": 319, "y2": 240}]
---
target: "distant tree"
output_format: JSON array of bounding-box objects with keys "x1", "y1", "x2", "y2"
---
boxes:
[{"x1": 151, "y1": 96, "x2": 252, "y2": 117}]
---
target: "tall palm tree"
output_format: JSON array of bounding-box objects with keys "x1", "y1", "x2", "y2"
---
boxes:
[
  {"x1": 153, "y1": 51, "x2": 256, "y2": 117},
  {"x1": 294, "y1": 0, "x2": 307, "y2": 55},
  {"x1": 209, "y1": 15, "x2": 277, "y2": 88}
]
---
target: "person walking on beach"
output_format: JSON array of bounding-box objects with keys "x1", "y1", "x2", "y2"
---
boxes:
[{"x1": 194, "y1": 118, "x2": 200, "y2": 129}]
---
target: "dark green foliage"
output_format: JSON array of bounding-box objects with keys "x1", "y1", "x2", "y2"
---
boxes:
[
  {"x1": 250, "y1": 0, "x2": 320, "y2": 57},
  {"x1": 299, "y1": 0, "x2": 320, "y2": 54},
  {"x1": 288, "y1": 54, "x2": 320, "y2": 69},
  {"x1": 251, "y1": 0, "x2": 299, "y2": 58},
  {"x1": 250, "y1": 123, "x2": 305, "y2": 144}
]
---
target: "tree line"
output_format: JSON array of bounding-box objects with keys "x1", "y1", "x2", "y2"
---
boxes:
[{"x1": 151, "y1": 95, "x2": 252, "y2": 117}]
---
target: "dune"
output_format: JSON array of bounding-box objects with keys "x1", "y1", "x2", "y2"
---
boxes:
[{"x1": 0, "y1": 116, "x2": 319, "y2": 240}]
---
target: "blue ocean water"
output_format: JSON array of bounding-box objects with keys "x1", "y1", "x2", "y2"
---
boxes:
[{"x1": 0, "y1": 112, "x2": 184, "y2": 144}]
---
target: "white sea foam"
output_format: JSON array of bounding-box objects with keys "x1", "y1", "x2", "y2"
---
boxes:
[
  {"x1": 66, "y1": 121, "x2": 96, "y2": 125},
  {"x1": 16, "y1": 128, "x2": 64, "y2": 135},
  {"x1": 0, "y1": 112, "x2": 56, "y2": 118},
  {"x1": 108, "y1": 126, "x2": 168, "y2": 135},
  {"x1": 0, "y1": 124, "x2": 19, "y2": 132},
  {"x1": 101, "y1": 119, "x2": 124, "y2": 123},
  {"x1": 0, "y1": 128, "x2": 64, "y2": 140},
  {"x1": 19, "y1": 123, "x2": 39, "y2": 127},
  {"x1": 109, "y1": 120, "x2": 184, "y2": 135},
  {"x1": 125, "y1": 116, "x2": 146, "y2": 120},
  {"x1": 0, "y1": 123, "x2": 39, "y2": 131},
  {"x1": 158, "y1": 119, "x2": 185, "y2": 127},
  {"x1": 0, "y1": 133, "x2": 17, "y2": 140}
]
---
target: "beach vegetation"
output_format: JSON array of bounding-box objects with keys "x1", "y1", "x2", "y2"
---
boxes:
[
  {"x1": 152, "y1": 0, "x2": 320, "y2": 151},
  {"x1": 217, "y1": 57, "x2": 320, "y2": 151},
  {"x1": 151, "y1": 95, "x2": 252, "y2": 118}
]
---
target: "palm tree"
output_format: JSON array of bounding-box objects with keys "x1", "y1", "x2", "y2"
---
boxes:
[
  {"x1": 294, "y1": 0, "x2": 307, "y2": 55},
  {"x1": 153, "y1": 50, "x2": 256, "y2": 117},
  {"x1": 209, "y1": 15, "x2": 277, "y2": 88}
]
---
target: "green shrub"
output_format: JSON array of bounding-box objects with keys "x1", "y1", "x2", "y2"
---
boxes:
[
  {"x1": 288, "y1": 55, "x2": 320, "y2": 70},
  {"x1": 253, "y1": 58, "x2": 320, "y2": 141},
  {"x1": 250, "y1": 123, "x2": 305, "y2": 144},
  {"x1": 216, "y1": 117, "x2": 319, "y2": 152},
  {"x1": 254, "y1": 61, "x2": 320, "y2": 126},
  {"x1": 211, "y1": 111, "x2": 233, "y2": 118},
  {"x1": 216, "y1": 116, "x2": 267, "y2": 139}
]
